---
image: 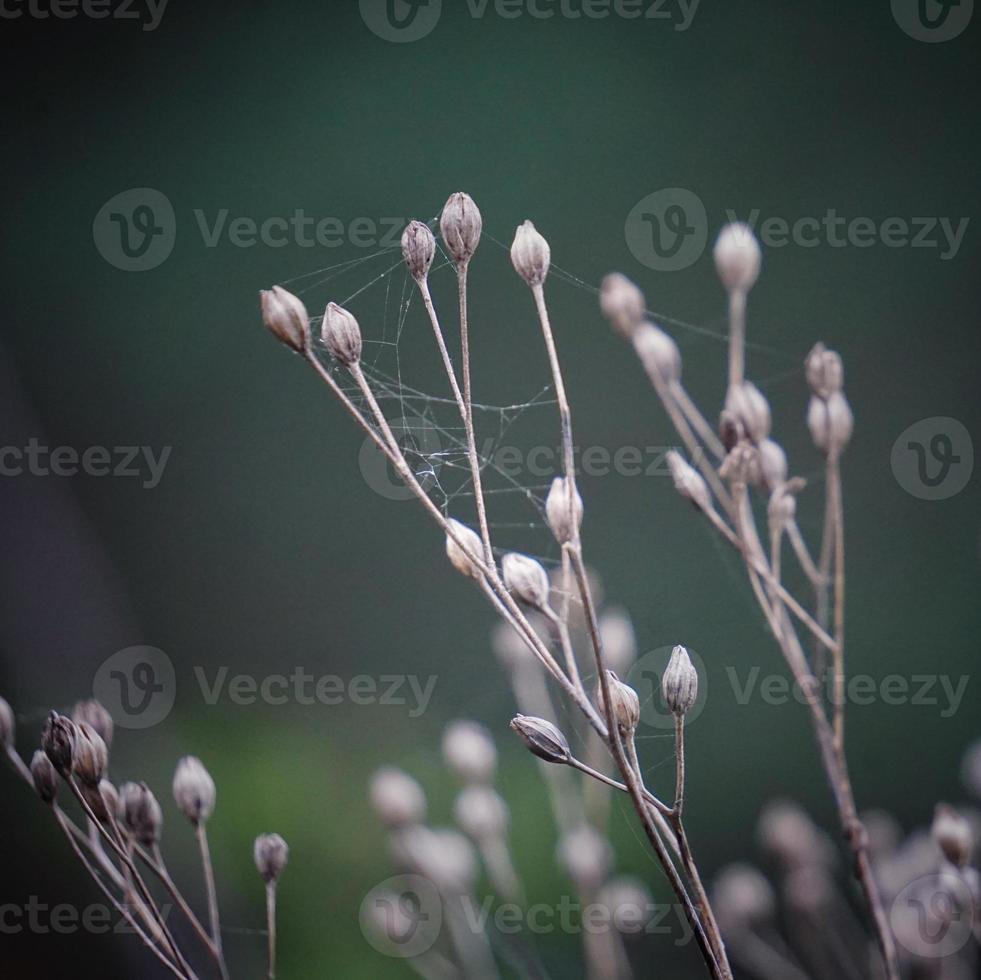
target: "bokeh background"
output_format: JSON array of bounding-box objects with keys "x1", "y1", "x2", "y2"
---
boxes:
[{"x1": 1, "y1": 0, "x2": 979, "y2": 976}]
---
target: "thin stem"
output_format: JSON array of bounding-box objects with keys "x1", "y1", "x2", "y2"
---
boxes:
[
  {"x1": 727, "y1": 288, "x2": 746, "y2": 388},
  {"x1": 195, "y1": 821, "x2": 228, "y2": 979},
  {"x1": 787, "y1": 519, "x2": 823, "y2": 586},
  {"x1": 829, "y1": 455, "x2": 846, "y2": 754},
  {"x1": 670, "y1": 380, "x2": 726, "y2": 461},
  {"x1": 673, "y1": 716, "x2": 686, "y2": 816},
  {"x1": 265, "y1": 881, "x2": 278, "y2": 979}
]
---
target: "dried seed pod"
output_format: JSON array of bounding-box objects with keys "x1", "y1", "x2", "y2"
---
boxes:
[
  {"x1": 932, "y1": 804, "x2": 973, "y2": 868},
  {"x1": 545, "y1": 476, "x2": 583, "y2": 544},
  {"x1": 510, "y1": 714, "x2": 571, "y2": 765},
  {"x1": 88, "y1": 779, "x2": 119, "y2": 825},
  {"x1": 491, "y1": 620, "x2": 538, "y2": 672},
  {"x1": 598, "y1": 608, "x2": 637, "y2": 677},
  {"x1": 807, "y1": 391, "x2": 853, "y2": 455},
  {"x1": 0, "y1": 696, "x2": 13, "y2": 749},
  {"x1": 260, "y1": 286, "x2": 310, "y2": 352},
  {"x1": 804, "y1": 343, "x2": 844, "y2": 398},
  {"x1": 757, "y1": 438, "x2": 788, "y2": 493},
  {"x1": 767, "y1": 483, "x2": 797, "y2": 529},
  {"x1": 662, "y1": 645, "x2": 698, "y2": 716},
  {"x1": 71, "y1": 700, "x2": 114, "y2": 752},
  {"x1": 597, "y1": 670, "x2": 641, "y2": 735},
  {"x1": 725, "y1": 381, "x2": 771, "y2": 442},
  {"x1": 443, "y1": 721, "x2": 497, "y2": 784},
  {"x1": 369, "y1": 767, "x2": 426, "y2": 828},
  {"x1": 758, "y1": 800, "x2": 834, "y2": 870},
  {"x1": 666, "y1": 451, "x2": 711, "y2": 513},
  {"x1": 117, "y1": 781, "x2": 163, "y2": 846},
  {"x1": 718, "y1": 409, "x2": 745, "y2": 453},
  {"x1": 720, "y1": 443, "x2": 761, "y2": 487},
  {"x1": 633, "y1": 322, "x2": 681, "y2": 384},
  {"x1": 439, "y1": 192, "x2": 482, "y2": 266},
  {"x1": 557, "y1": 826, "x2": 611, "y2": 890},
  {"x1": 713, "y1": 222, "x2": 761, "y2": 292},
  {"x1": 173, "y1": 756, "x2": 216, "y2": 824},
  {"x1": 598, "y1": 877, "x2": 654, "y2": 935},
  {"x1": 600, "y1": 273, "x2": 646, "y2": 337},
  {"x1": 41, "y1": 711, "x2": 76, "y2": 777},
  {"x1": 445, "y1": 519, "x2": 484, "y2": 578},
  {"x1": 454, "y1": 785, "x2": 509, "y2": 841},
  {"x1": 73, "y1": 722, "x2": 108, "y2": 787},
  {"x1": 254, "y1": 833, "x2": 289, "y2": 883},
  {"x1": 401, "y1": 220, "x2": 436, "y2": 281},
  {"x1": 712, "y1": 864, "x2": 775, "y2": 933},
  {"x1": 30, "y1": 750, "x2": 58, "y2": 804},
  {"x1": 510, "y1": 220, "x2": 550, "y2": 286},
  {"x1": 322, "y1": 302, "x2": 363, "y2": 366},
  {"x1": 396, "y1": 826, "x2": 476, "y2": 893},
  {"x1": 502, "y1": 553, "x2": 551, "y2": 609}
]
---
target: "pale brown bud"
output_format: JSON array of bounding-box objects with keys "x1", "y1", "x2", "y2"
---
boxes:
[
  {"x1": 502, "y1": 553, "x2": 551, "y2": 609},
  {"x1": 72, "y1": 700, "x2": 114, "y2": 752},
  {"x1": 597, "y1": 670, "x2": 641, "y2": 735},
  {"x1": 720, "y1": 443, "x2": 762, "y2": 487},
  {"x1": 725, "y1": 381, "x2": 771, "y2": 442},
  {"x1": 714, "y1": 222, "x2": 761, "y2": 292},
  {"x1": 260, "y1": 286, "x2": 310, "y2": 352},
  {"x1": 0, "y1": 696, "x2": 13, "y2": 749},
  {"x1": 173, "y1": 756, "x2": 216, "y2": 824},
  {"x1": 85, "y1": 779, "x2": 118, "y2": 824},
  {"x1": 758, "y1": 438, "x2": 788, "y2": 493},
  {"x1": 807, "y1": 391, "x2": 853, "y2": 455},
  {"x1": 545, "y1": 476, "x2": 583, "y2": 544},
  {"x1": 443, "y1": 721, "x2": 497, "y2": 784},
  {"x1": 322, "y1": 302, "x2": 362, "y2": 366},
  {"x1": 30, "y1": 750, "x2": 58, "y2": 804},
  {"x1": 445, "y1": 519, "x2": 484, "y2": 578},
  {"x1": 666, "y1": 451, "x2": 711, "y2": 512},
  {"x1": 633, "y1": 322, "x2": 681, "y2": 384},
  {"x1": 369, "y1": 767, "x2": 427, "y2": 828},
  {"x1": 73, "y1": 722, "x2": 108, "y2": 786},
  {"x1": 401, "y1": 220, "x2": 436, "y2": 281},
  {"x1": 117, "y1": 781, "x2": 163, "y2": 846},
  {"x1": 557, "y1": 826, "x2": 610, "y2": 890},
  {"x1": 254, "y1": 833, "x2": 289, "y2": 883},
  {"x1": 662, "y1": 645, "x2": 698, "y2": 716},
  {"x1": 932, "y1": 804, "x2": 973, "y2": 868},
  {"x1": 440, "y1": 192, "x2": 482, "y2": 266},
  {"x1": 510, "y1": 714, "x2": 571, "y2": 765},
  {"x1": 600, "y1": 273, "x2": 646, "y2": 337},
  {"x1": 41, "y1": 711, "x2": 76, "y2": 777},
  {"x1": 454, "y1": 785, "x2": 509, "y2": 840},
  {"x1": 510, "y1": 220, "x2": 550, "y2": 286},
  {"x1": 805, "y1": 343, "x2": 844, "y2": 398}
]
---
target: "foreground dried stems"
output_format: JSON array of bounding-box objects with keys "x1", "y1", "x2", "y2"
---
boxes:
[{"x1": 0, "y1": 697, "x2": 288, "y2": 978}]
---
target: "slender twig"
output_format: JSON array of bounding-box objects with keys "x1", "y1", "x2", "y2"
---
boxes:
[
  {"x1": 195, "y1": 821, "x2": 226, "y2": 972},
  {"x1": 265, "y1": 880, "x2": 278, "y2": 979}
]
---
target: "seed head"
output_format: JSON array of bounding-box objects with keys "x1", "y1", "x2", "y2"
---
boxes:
[
  {"x1": 491, "y1": 620, "x2": 537, "y2": 672},
  {"x1": 805, "y1": 343, "x2": 844, "y2": 398},
  {"x1": 725, "y1": 382, "x2": 771, "y2": 443},
  {"x1": 445, "y1": 519, "x2": 484, "y2": 578},
  {"x1": 557, "y1": 826, "x2": 611, "y2": 890},
  {"x1": 597, "y1": 670, "x2": 641, "y2": 735},
  {"x1": 510, "y1": 714, "x2": 571, "y2": 765},
  {"x1": 401, "y1": 220, "x2": 436, "y2": 281},
  {"x1": 454, "y1": 785, "x2": 509, "y2": 841},
  {"x1": 260, "y1": 286, "x2": 310, "y2": 352},
  {"x1": 932, "y1": 804, "x2": 973, "y2": 868},
  {"x1": 600, "y1": 273, "x2": 646, "y2": 337},
  {"x1": 633, "y1": 322, "x2": 681, "y2": 384},
  {"x1": 758, "y1": 438, "x2": 788, "y2": 493},
  {"x1": 0, "y1": 696, "x2": 13, "y2": 749},
  {"x1": 807, "y1": 391, "x2": 853, "y2": 456},
  {"x1": 396, "y1": 826, "x2": 475, "y2": 893},
  {"x1": 172, "y1": 756, "x2": 216, "y2": 824},
  {"x1": 71, "y1": 700, "x2": 114, "y2": 752},
  {"x1": 545, "y1": 476, "x2": 583, "y2": 544},
  {"x1": 598, "y1": 609, "x2": 637, "y2": 677},
  {"x1": 321, "y1": 302, "x2": 362, "y2": 366},
  {"x1": 117, "y1": 781, "x2": 163, "y2": 846},
  {"x1": 439, "y1": 192, "x2": 482, "y2": 266},
  {"x1": 720, "y1": 443, "x2": 761, "y2": 487},
  {"x1": 502, "y1": 553, "x2": 551, "y2": 609},
  {"x1": 758, "y1": 800, "x2": 834, "y2": 870},
  {"x1": 30, "y1": 750, "x2": 58, "y2": 804},
  {"x1": 713, "y1": 222, "x2": 761, "y2": 292},
  {"x1": 712, "y1": 864, "x2": 775, "y2": 932},
  {"x1": 443, "y1": 721, "x2": 497, "y2": 784},
  {"x1": 73, "y1": 722, "x2": 108, "y2": 786},
  {"x1": 510, "y1": 220, "x2": 550, "y2": 286},
  {"x1": 666, "y1": 451, "x2": 711, "y2": 513},
  {"x1": 662, "y1": 645, "x2": 698, "y2": 716},
  {"x1": 369, "y1": 767, "x2": 426, "y2": 828},
  {"x1": 41, "y1": 711, "x2": 76, "y2": 777},
  {"x1": 85, "y1": 779, "x2": 119, "y2": 824},
  {"x1": 254, "y1": 833, "x2": 289, "y2": 883}
]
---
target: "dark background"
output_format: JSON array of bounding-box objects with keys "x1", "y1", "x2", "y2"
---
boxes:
[{"x1": 1, "y1": 0, "x2": 979, "y2": 976}]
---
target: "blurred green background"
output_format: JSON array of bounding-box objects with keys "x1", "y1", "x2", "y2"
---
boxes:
[{"x1": 0, "y1": 0, "x2": 979, "y2": 976}]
